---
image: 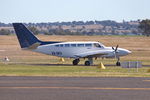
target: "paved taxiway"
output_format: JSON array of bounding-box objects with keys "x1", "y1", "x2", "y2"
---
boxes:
[{"x1": 0, "y1": 76, "x2": 150, "y2": 100}]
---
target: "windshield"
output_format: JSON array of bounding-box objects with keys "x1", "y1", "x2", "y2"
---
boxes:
[{"x1": 93, "y1": 43, "x2": 105, "y2": 48}]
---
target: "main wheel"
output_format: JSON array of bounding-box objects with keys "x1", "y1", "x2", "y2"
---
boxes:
[
  {"x1": 85, "y1": 61, "x2": 91, "y2": 66},
  {"x1": 116, "y1": 62, "x2": 121, "y2": 66},
  {"x1": 73, "y1": 59, "x2": 79, "y2": 65}
]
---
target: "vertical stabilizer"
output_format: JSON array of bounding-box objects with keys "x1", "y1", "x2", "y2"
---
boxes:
[{"x1": 13, "y1": 23, "x2": 40, "y2": 48}]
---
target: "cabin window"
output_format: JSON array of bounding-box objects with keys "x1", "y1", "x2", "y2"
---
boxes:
[
  {"x1": 65, "y1": 44, "x2": 70, "y2": 47},
  {"x1": 94, "y1": 43, "x2": 101, "y2": 48},
  {"x1": 77, "y1": 44, "x2": 84, "y2": 47},
  {"x1": 60, "y1": 44, "x2": 63, "y2": 47},
  {"x1": 71, "y1": 44, "x2": 76, "y2": 47},
  {"x1": 85, "y1": 44, "x2": 92, "y2": 47},
  {"x1": 55, "y1": 45, "x2": 59, "y2": 47}
]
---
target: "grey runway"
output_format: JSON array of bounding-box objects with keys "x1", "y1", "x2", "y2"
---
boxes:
[{"x1": 0, "y1": 76, "x2": 150, "y2": 100}]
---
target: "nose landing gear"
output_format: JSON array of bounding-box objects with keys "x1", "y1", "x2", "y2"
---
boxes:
[
  {"x1": 116, "y1": 61, "x2": 121, "y2": 66},
  {"x1": 116, "y1": 57, "x2": 121, "y2": 66}
]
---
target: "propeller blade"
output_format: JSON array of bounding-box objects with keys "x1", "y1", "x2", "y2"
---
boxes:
[
  {"x1": 112, "y1": 45, "x2": 119, "y2": 59},
  {"x1": 112, "y1": 47, "x2": 114, "y2": 50},
  {"x1": 115, "y1": 45, "x2": 119, "y2": 52}
]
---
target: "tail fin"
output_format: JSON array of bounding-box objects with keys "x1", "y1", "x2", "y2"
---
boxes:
[{"x1": 13, "y1": 23, "x2": 40, "y2": 48}]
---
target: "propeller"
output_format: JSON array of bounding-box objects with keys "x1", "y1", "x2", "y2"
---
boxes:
[{"x1": 112, "y1": 45, "x2": 119, "y2": 58}]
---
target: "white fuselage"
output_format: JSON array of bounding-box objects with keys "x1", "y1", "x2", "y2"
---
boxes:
[{"x1": 32, "y1": 41, "x2": 131, "y2": 59}]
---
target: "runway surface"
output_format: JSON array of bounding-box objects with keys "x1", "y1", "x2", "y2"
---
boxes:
[{"x1": 0, "y1": 76, "x2": 150, "y2": 100}]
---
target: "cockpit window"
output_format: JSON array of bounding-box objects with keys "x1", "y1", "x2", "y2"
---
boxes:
[{"x1": 94, "y1": 43, "x2": 101, "y2": 48}]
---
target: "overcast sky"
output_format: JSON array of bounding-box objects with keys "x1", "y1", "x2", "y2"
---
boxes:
[{"x1": 0, "y1": 0, "x2": 150, "y2": 23}]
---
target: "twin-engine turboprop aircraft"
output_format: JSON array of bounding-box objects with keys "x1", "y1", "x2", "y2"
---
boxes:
[{"x1": 13, "y1": 23, "x2": 131, "y2": 66}]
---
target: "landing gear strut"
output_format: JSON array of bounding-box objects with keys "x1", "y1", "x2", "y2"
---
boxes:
[
  {"x1": 73, "y1": 59, "x2": 80, "y2": 65},
  {"x1": 116, "y1": 57, "x2": 121, "y2": 66}
]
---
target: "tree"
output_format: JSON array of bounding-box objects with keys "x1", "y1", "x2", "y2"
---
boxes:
[
  {"x1": 139, "y1": 19, "x2": 150, "y2": 36},
  {"x1": 28, "y1": 26, "x2": 39, "y2": 35},
  {"x1": 0, "y1": 29, "x2": 11, "y2": 35}
]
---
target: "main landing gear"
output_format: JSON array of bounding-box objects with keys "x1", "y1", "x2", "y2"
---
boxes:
[
  {"x1": 84, "y1": 58, "x2": 93, "y2": 66},
  {"x1": 85, "y1": 61, "x2": 90, "y2": 66},
  {"x1": 72, "y1": 59, "x2": 80, "y2": 65},
  {"x1": 72, "y1": 58, "x2": 93, "y2": 66},
  {"x1": 73, "y1": 57, "x2": 121, "y2": 66}
]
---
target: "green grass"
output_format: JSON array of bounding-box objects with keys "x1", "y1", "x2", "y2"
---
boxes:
[{"x1": 0, "y1": 63, "x2": 150, "y2": 77}]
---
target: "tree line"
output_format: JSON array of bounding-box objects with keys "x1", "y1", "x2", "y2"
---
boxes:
[
  {"x1": 0, "y1": 29, "x2": 12, "y2": 35},
  {"x1": 0, "y1": 19, "x2": 150, "y2": 36}
]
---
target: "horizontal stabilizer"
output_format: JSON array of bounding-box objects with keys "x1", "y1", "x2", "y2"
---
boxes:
[{"x1": 27, "y1": 42, "x2": 41, "y2": 49}]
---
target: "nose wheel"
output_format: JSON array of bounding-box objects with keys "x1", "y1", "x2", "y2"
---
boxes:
[
  {"x1": 116, "y1": 61, "x2": 121, "y2": 66},
  {"x1": 116, "y1": 57, "x2": 121, "y2": 66}
]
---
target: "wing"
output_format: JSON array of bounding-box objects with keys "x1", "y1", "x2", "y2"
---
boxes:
[{"x1": 74, "y1": 50, "x2": 110, "y2": 58}]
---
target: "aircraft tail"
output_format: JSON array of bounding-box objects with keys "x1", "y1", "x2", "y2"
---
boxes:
[
  {"x1": 13, "y1": 23, "x2": 60, "y2": 49},
  {"x1": 13, "y1": 23, "x2": 41, "y2": 49}
]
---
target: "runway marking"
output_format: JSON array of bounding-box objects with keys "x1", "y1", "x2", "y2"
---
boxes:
[{"x1": 0, "y1": 87, "x2": 150, "y2": 90}]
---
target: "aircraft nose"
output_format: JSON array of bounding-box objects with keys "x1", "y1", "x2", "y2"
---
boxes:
[
  {"x1": 123, "y1": 49, "x2": 132, "y2": 55},
  {"x1": 127, "y1": 50, "x2": 132, "y2": 54},
  {"x1": 118, "y1": 48, "x2": 131, "y2": 56}
]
